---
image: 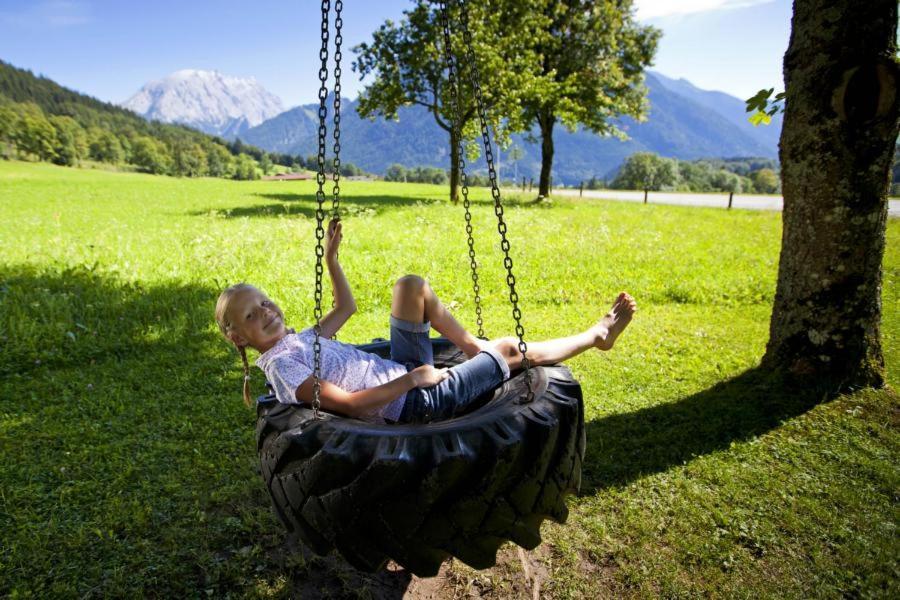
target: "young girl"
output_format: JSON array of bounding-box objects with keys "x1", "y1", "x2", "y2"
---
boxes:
[{"x1": 215, "y1": 219, "x2": 637, "y2": 424}]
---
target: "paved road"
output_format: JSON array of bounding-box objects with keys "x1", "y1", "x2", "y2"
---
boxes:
[{"x1": 549, "y1": 188, "x2": 900, "y2": 218}]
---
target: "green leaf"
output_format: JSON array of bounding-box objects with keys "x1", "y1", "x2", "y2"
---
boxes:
[{"x1": 749, "y1": 110, "x2": 772, "y2": 127}]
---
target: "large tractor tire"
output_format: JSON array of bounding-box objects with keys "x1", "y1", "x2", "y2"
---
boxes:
[{"x1": 256, "y1": 338, "x2": 585, "y2": 576}]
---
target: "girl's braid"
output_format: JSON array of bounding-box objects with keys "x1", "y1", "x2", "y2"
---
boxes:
[
  {"x1": 215, "y1": 283, "x2": 256, "y2": 409},
  {"x1": 238, "y1": 345, "x2": 252, "y2": 408}
]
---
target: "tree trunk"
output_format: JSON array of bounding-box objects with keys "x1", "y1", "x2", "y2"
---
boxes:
[
  {"x1": 762, "y1": 0, "x2": 899, "y2": 389},
  {"x1": 538, "y1": 111, "x2": 556, "y2": 198},
  {"x1": 449, "y1": 127, "x2": 460, "y2": 203}
]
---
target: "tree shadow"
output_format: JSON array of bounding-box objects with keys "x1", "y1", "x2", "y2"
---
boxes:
[
  {"x1": 579, "y1": 367, "x2": 828, "y2": 494},
  {"x1": 185, "y1": 191, "x2": 551, "y2": 220},
  {"x1": 185, "y1": 193, "x2": 442, "y2": 220},
  {"x1": 0, "y1": 264, "x2": 423, "y2": 597},
  {"x1": 0, "y1": 263, "x2": 218, "y2": 378}
]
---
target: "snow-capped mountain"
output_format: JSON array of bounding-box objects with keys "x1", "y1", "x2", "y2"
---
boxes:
[{"x1": 122, "y1": 69, "x2": 284, "y2": 139}]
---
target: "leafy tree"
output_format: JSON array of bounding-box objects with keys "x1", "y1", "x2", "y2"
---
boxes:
[
  {"x1": 750, "y1": 168, "x2": 780, "y2": 194},
  {"x1": 131, "y1": 136, "x2": 171, "y2": 174},
  {"x1": 172, "y1": 142, "x2": 207, "y2": 177},
  {"x1": 612, "y1": 152, "x2": 678, "y2": 191},
  {"x1": 49, "y1": 115, "x2": 87, "y2": 166},
  {"x1": 340, "y1": 162, "x2": 361, "y2": 177},
  {"x1": 709, "y1": 170, "x2": 743, "y2": 193},
  {"x1": 585, "y1": 175, "x2": 603, "y2": 190},
  {"x1": 509, "y1": 0, "x2": 660, "y2": 198},
  {"x1": 0, "y1": 102, "x2": 17, "y2": 155},
  {"x1": 761, "y1": 0, "x2": 898, "y2": 388},
  {"x1": 232, "y1": 154, "x2": 260, "y2": 181},
  {"x1": 676, "y1": 161, "x2": 714, "y2": 192},
  {"x1": 411, "y1": 166, "x2": 447, "y2": 184},
  {"x1": 259, "y1": 153, "x2": 273, "y2": 175},
  {"x1": 206, "y1": 143, "x2": 233, "y2": 177},
  {"x1": 14, "y1": 103, "x2": 57, "y2": 161},
  {"x1": 88, "y1": 128, "x2": 123, "y2": 163},
  {"x1": 353, "y1": 0, "x2": 516, "y2": 202},
  {"x1": 384, "y1": 163, "x2": 408, "y2": 182}
]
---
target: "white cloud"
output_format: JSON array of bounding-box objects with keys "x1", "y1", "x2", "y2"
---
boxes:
[{"x1": 635, "y1": 0, "x2": 776, "y2": 20}]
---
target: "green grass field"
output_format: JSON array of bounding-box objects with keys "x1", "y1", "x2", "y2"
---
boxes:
[{"x1": 1, "y1": 160, "x2": 897, "y2": 598}]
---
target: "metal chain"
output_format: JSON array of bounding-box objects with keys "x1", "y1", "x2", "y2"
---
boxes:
[
  {"x1": 438, "y1": 0, "x2": 485, "y2": 339},
  {"x1": 329, "y1": 0, "x2": 344, "y2": 330},
  {"x1": 331, "y1": 0, "x2": 343, "y2": 220},
  {"x1": 312, "y1": 0, "x2": 331, "y2": 419},
  {"x1": 454, "y1": 0, "x2": 532, "y2": 399}
]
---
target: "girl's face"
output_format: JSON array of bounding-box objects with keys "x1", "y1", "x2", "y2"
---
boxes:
[{"x1": 225, "y1": 288, "x2": 287, "y2": 353}]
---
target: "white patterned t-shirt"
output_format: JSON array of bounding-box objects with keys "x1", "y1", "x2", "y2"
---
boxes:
[{"x1": 255, "y1": 328, "x2": 408, "y2": 422}]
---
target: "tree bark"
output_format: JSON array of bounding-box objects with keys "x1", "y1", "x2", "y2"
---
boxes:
[
  {"x1": 538, "y1": 111, "x2": 556, "y2": 198},
  {"x1": 763, "y1": 0, "x2": 899, "y2": 389}
]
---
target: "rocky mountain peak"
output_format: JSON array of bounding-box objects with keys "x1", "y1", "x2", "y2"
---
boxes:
[{"x1": 121, "y1": 69, "x2": 284, "y2": 139}]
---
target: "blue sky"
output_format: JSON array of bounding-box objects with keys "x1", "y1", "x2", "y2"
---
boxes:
[{"x1": 0, "y1": 0, "x2": 791, "y2": 107}]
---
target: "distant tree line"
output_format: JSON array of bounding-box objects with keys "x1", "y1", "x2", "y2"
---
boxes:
[
  {"x1": 608, "y1": 152, "x2": 782, "y2": 194},
  {"x1": 382, "y1": 163, "x2": 523, "y2": 187},
  {"x1": 0, "y1": 60, "x2": 367, "y2": 181}
]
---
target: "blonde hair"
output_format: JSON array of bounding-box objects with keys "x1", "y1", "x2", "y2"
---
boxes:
[{"x1": 215, "y1": 283, "x2": 257, "y2": 408}]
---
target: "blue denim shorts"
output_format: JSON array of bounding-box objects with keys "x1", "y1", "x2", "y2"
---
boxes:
[{"x1": 389, "y1": 315, "x2": 510, "y2": 424}]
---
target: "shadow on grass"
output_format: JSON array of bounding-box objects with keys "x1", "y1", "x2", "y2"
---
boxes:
[
  {"x1": 0, "y1": 264, "x2": 418, "y2": 597},
  {"x1": 580, "y1": 367, "x2": 826, "y2": 494},
  {"x1": 187, "y1": 193, "x2": 443, "y2": 220},
  {"x1": 0, "y1": 263, "x2": 219, "y2": 378},
  {"x1": 186, "y1": 191, "x2": 549, "y2": 220}
]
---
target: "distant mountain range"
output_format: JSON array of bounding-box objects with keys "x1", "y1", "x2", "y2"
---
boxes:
[
  {"x1": 121, "y1": 69, "x2": 783, "y2": 183},
  {"x1": 122, "y1": 69, "x2": 284, "y2": 139}
]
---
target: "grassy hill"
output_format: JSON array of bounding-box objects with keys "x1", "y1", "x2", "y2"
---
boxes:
[{"x1": 0, "y1": 161, "x2": 896, "y2": 597}]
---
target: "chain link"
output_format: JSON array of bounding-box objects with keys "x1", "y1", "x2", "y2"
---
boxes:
[
  {"x1": 312, "y1": 0, "x2": 331, "y2": 419},
  {"x1": 454, "y1": 0, "x2": 532, "y2": 399},
  {"x1": 438, "y1": 0, "x2": 485, "y2": 339}
]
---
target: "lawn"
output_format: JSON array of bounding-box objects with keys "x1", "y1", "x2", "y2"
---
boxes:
[{"x1": 0, "y1": 160, "x2": 897, "y2": 598}]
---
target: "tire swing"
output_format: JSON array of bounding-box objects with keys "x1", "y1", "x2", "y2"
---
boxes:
[{"x1": 255, "y1": 0, "x2": 586, "y2": 577}]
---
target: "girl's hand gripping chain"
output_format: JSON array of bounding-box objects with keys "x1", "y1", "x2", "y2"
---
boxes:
[{"x1": 325, "y1": 218, "x2": 342, "y2": 263}]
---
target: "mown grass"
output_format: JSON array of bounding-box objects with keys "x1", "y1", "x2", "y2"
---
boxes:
[{"x1": 0, "y1": 160, "x2": 897, "y2": 598}]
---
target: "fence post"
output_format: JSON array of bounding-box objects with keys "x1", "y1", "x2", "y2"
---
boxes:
[
  {"x1": 728, "y1": 191, "x2": 734, "y2": 209},
  {"x1": 643, "y1": 189, "x2": 648, "y2": 204},
  {"x1": 529, "y1": 178, "x2": 533, "y2": 192},
  {"x1": 522, "y1": 176, "x2": 526, "y2": 191},
  {"x1": 580, "y1": 181, "x2": 584, "y2": 197}
]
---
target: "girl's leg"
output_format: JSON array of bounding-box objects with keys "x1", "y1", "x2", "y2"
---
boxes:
[
  {"x1": 491, "y1": 292, "x2": 637, "y2": 371},
  {"x1": 391, "y1": 275, "x2": 483, "y2": 358}
]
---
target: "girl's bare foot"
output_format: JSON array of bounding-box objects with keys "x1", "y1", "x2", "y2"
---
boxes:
[{"x1": 594, "y1": 292, "x2": 637, "y2": 351}]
